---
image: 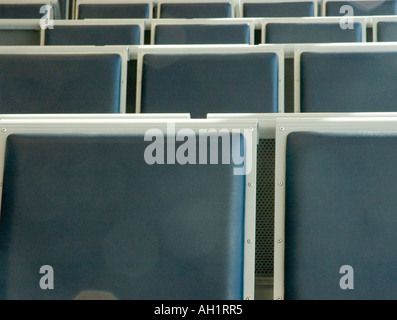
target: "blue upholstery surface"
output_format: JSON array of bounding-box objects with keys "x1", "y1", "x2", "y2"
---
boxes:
[
  {"x1": 154, "y1": 24, "x2": 251, "y2": 44},
  {"x1": 141, "y1": 53, "x2": 279, "y2": 117},
  {"x1": 326, "y1": 0, "x2": 397, "y2": 16},
  {"x1": 78, "y1": 3, "x2": 150, "y2": 18},
  {"x1": 265, "y1": 22, "x2": 362, "y2": 43},
  {"x1": 0, "y1": 4, "x2": 44, "y2": 18},
  {"x1": 0, "y1": 133, "x2": 245, "y2": 299},
  {"x1": 159, "y1": 3, "x2": 232, "y2": 18},
  {"x1": 0, "y1": 30, "x2": 40, "y2": 45},
  {"x1": 285, "y1": 131, "x2": 397, "y2": 299},
  {"x1": 377, "y1": 21, "x2": 397, "y2": 41},
  {"x1": 243, "y1": 2, "x2": 315, "y2": 17},
  {"x1": 0, "y1": 54, "x2": 122, "y2": 113},
  {"x1": 300, "y1": 51, "x2": 397, "y2": 112},
  {"x1": 45, "y1": 25, "x2": 141, "y2": 45}
]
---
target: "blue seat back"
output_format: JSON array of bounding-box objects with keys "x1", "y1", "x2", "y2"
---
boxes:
[
  {"x1": 78, "y1": 3, "x2": 150, "y2": 18},
  {"x1": 140, "y1": 52, "x2": 279, "y2": 117},
  {"x1": 285, "y1": 131, "x2": 397, "y2": 299},
  {"x1": 376, "y1": 21, "x2": 397, "y2": 41},
  {"x1": 300, "y1": 51, "x2": 397, "y2": 112},
  {"x1": 154, "y1": 24, "x2": 251, "y2": 44},
  {"x1": 243, "y1": 2, "x2": 315, "y2": 17},
  {"x1": 265, "y1": 22, "x2": 363, "y2": 43},
  {"x1": 325, "y1": 0, "x2": 397, "y2": 16},
  {"x1": 0, "y1": 30, "x2": 40, "y2": 45},
  {"x1": 0, "y1": 54, "x2": 123, "y2": 113},
  {"x1": 45, "y1": 25, "x2": 141, "y2": 45},
  {"x1": 0, "y1": 4, "x2": 45, "y2": 18},
  {"x1": 0, "y1": 132, "x2": 245, "y2": 299},
  {"x1": 159, "y1": 2, "x2": 232, "y2": 18}
]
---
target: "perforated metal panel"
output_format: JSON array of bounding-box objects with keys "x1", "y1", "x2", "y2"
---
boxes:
[
  {"x1": 367, "y1": 26, "x2": 373, "y2": 42},
  {"x1": 254, "y1": 29, "x2": 262, "y2": 45},
  {"x1": 284, "y1": 58, "x2": 295, "y2": 113},
  {"x1": 255, "y1": 139, "x2": 275, "y2": 276}
]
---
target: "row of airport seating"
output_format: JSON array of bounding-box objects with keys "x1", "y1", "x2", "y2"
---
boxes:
[
  {"x1": 6, "y1": 16, "x2": 397, "y2": 46},
  {"x1": 0, "y1": 115, "x2": 256, "y2": 300},
  {"x1": 2, "y1": 112, "x2": 397, "y2": 300},
  {"x1": 3, "y1": 0, "x2": 397, "y2": 301},
  {"x1": 0, "y1": 41, "x2": 396, "y2": 299},
  {"x1": 1, "y1": 44, "x2": 397, "y2": 115},
  {"x1": 207, "y1": 112, "x2": 397, "y2": 300},
  {"x1": 4, "y1": 0, "x2": 397, "y2": 19}
]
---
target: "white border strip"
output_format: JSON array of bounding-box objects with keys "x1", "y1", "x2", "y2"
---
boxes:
[
  {"x1": 207, "y1": 112, "x2": 397, "y2": 138},
  {"x1": 0, "y1": 19, "x2": 41, "y2": 30},
  {"x1": 0, "y1": 113, "x2": 191, "y2": 120}
]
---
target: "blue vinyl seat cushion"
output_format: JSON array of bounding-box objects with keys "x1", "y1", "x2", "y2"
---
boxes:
[
  {"x1": 0, "y1": 54, "x2": 122, "y2": 113},
  {"x1": 0, "y1": 30, "x2": 40, "y2": 46},
  {"x1": 78, "y1": 3, "x2": 150, "y2": 18},
  {"x1": 300, "y1": 51, "x2": 397, "y2": 112},
  {"x1": 0, "y1": 133, "x2": 245, "y2": 299},
  {"x1": 141, "y1": 52, "x2": 279, "y2": 117},
  {"x1": 159, "y1": 2, "x2": 232, "y2": 18},
  {"x1": 243, "y1": 2, "x2": 315, "y2": 17},
  {"x1": 265, "y1": 22, "x2": 362, "y2": 43},
  {"x1": 0, "y1": 4, "x2": 45, "y2": 18},
  {"x1": 154, "y1": 24, "x2": 251, "y2": 44},
  {"x1": 285, "y1": 131, "x2": 397, "y2": 299},
  {"x1": 45, "y1": 25, "x2": 141, "y2": 46},
  {"x1": 377, "y1": 21, "x2": 397, "y2": 41},
  {"x1": 326, "y1": 0, "x2": 397, "y2": 16}
]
